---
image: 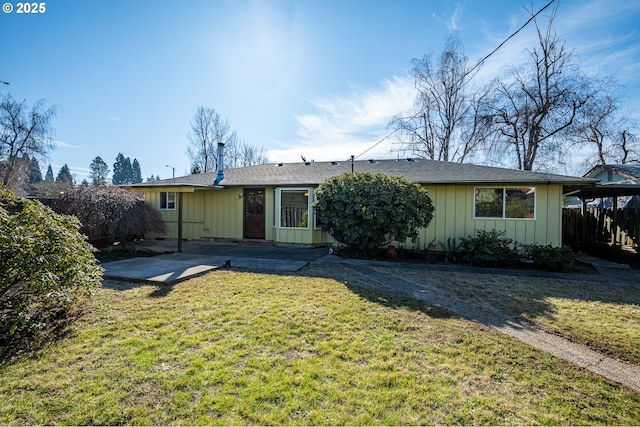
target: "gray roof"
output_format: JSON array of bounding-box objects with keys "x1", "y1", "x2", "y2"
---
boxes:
[
  {"x1": 129, "y1": 159, "x2": 596, "y2": 189},
  {"x1": 585, "y1": 164, "x2": 640, "y2": 180}
]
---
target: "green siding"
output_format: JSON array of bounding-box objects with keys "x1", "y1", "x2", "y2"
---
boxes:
[
  {"x1": 414, "y1": 184, "x2": 563, "y2": 250},
  {"x1": 140, "y1": 183, "x2": 564, "y2": 248}
]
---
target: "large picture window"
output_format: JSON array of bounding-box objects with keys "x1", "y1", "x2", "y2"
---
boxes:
[
  {"x1": 474, "y1": 187, "x2": 535, "y2": 219},
  {"x1": 280, "y1": 190, "x2": 309, "y2": 228},
  {"x1": 160, "y1": 192, "x2": 175, "y2": 210}
]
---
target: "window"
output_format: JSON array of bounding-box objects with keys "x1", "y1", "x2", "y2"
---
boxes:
[
  {"x1": 280, "y1": 190, "x2": 309, "y2": 228},
  {"x1": 160, "y1": 192, "x2": 175, "y2": 210},
  {"x1": 474, "y1": 187, "x2": 535, "y2": 219}
]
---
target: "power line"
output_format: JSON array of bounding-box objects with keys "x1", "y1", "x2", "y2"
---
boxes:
[
  {"x1": 354, "y1": 0, "x2": 557, "y2": 160},
  {"x1": 466, "y1": 0, "x2": 556, "y2": 78}
]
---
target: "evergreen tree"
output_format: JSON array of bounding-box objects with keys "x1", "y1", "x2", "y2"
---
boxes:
[
  {"x1": 89, "y1": 156, "x2": 110, "y2": 185},
  {"x1": 55, "y1": 164, "x2": 74, "y2": 186},
  {"x1": 44, "y1": 164, "x2": 54, "y2": 182},
  {"x1": 131, "y1": 158, "x2": 142, "y2": 184},
  {"x1": 123, "y1": 157, "x2": 132, "y2": 183},
  {"x1": 112, "y1": 153, "x2": 133, "y2": 184},
  {"x1": 25, "y1": 155, "x2": 42, "y2": 183},
  {"x1": 146, "y1": 174, "x2": 155, "y2": 182}
]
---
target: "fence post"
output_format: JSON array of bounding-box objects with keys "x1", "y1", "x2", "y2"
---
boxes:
[
  {"x1": 581, "y1": 199, "x2": 588, "y2": 251},
  {"x1": 612, "y1": 197, "x2": 618, "y2": 246}
]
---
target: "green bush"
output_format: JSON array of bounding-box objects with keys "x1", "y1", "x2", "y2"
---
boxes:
[
  {"x1": 0, "y1": 189, "x2": 103, "y2": 346},
  {"x1": 457, "y1": 229, "x2": 521, "y2": 267},
  {"x1": 315, "y1": 172, "x2": 434, "y2": 255},
  {"x1": 525, "y1": 244, "x2": 575, "y2": 272}
]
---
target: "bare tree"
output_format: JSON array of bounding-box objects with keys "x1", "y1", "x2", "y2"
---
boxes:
[
  {"x1": 487, "y1": 5, "x2": 599, "y2": 171},
  {"x1": 0, "y1": 94, "x2": 57, "y2": 194},
  {"x1": 186, "y1": 107, "x2": 269, "y2": 173},
  {"x1": 235, "y1": 140, "x2": 269, "y2": 167},
  {"x1": 186, "y1": 106, "x2": 237, "y2": 173},
  {"x1": 390, "y1": 35, "x2": 493, "y2": 163},
  {"x1": 605, "y1": 129, "x2": 640, "y2": 165},
  {"x1": 572, "y1": 84, "x2": 639, "y2": 167}
]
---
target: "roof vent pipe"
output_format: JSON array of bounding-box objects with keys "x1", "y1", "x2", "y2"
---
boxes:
[{"x1": 214, "y1": 142, "x2": 225, "y2": 185}]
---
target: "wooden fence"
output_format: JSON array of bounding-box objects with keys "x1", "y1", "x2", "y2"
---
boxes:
[{"x1": 563, "y1": 207, "x2": 640, "y2": 251}]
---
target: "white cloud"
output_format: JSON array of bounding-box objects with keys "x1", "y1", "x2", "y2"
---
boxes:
[
  {"x1": 269, "y1": 76, "x2": 416, "y2": 163},
  {"x1": 269, "y1": 0, "x2": 640, "y2": 167},
  {"x1": 106, "y1": 116, "x2": 123, "y2": 122},
  {"x1": 447, "y1": 4, "x2": 461, "y2": 32},
  {"x1": 52, "y1": 139, "x2": 80, "y2": 149}
]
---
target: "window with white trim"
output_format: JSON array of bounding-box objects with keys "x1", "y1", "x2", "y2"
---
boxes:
[
  {"x1": 160, "y1": 192, "x2": 176, "y2": 210},
  {"x1": 474, "y1": 187, "x2": 535, "y2": 219},
  {"x1": 280, "y1": 189, "x2": 309, "y2": 228}
]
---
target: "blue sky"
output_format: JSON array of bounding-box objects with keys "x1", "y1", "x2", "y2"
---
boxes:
[{"x1": 1, "y1": 0, "x2": 639, "y2": 181}]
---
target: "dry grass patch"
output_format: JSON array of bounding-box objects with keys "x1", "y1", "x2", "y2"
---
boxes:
[
  {"x1": 380, "y1": 267, "x2": 640, "y2": 364},
  {"x1": 0, "y1": 266, "x2": 638, "y2": 425}
]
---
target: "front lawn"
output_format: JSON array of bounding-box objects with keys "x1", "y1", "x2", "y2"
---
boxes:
[
  {"x1": 1, "y1": 266, "x2": 639, "y2": 425},
  {"x1": 380, "y1": 267, "x2": 640, "y2": 364}
]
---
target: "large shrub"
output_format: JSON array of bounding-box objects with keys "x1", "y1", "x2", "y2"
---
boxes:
[
  {"x1": 0, "y1": 189, "x2": 103, "y2": 345},
  {"x1": 54, "y1": 185, "x2": 166, "y2": 246},
  {"x1": 315, "y1": 172, "x2": 434, "y2": 255}
]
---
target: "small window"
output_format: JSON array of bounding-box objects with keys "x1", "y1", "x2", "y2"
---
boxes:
[
  {"x1": 474, "y1": 187, "x2": 535, "y2": 219},
  {"x1": 160, "y1": 192, "x2": 175, "y2": 210},
  {"x1": 280, "y1": 190, "x2": 309, "y2": 228}
]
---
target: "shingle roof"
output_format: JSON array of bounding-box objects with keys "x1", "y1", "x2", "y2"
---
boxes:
[
  {"x1": 129, "y1": 159, "x2": 596, "y2": 189},
  {"x1": 585, "y1": 164, "x2": 640, "y2": 180}
]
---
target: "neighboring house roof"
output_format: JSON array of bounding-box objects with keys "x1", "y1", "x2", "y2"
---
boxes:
[
  {"x1": 584, "y1": 164, "x2": 640, "y2": 182},
  {"x1": 128, "y1": 159, "x2": 596, "y2": 190}
]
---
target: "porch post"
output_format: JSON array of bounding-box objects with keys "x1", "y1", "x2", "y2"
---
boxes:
[{"x1": 178, "y1": 192, "x2": 183, "y2": 252}]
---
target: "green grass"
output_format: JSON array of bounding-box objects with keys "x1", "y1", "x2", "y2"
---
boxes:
[
  {"x1": 1, "y1": 265, "x2": 639, "y2": 425},
  {"x1": 380, "y1": 267, "x2": 640, "y2": 364}
]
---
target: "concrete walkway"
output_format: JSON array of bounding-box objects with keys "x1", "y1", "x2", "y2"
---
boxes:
[{"x1": 315, "y1": 255, "x2": 640, "y2": 393}]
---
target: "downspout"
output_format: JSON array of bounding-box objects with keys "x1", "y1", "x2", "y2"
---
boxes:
[{"x1": 214, "y1": 143, "x2": 225, "y2": 185}]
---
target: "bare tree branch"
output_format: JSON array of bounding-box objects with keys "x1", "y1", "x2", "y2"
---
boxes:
[{"x1": 0, "y1": 95, "x2": 57, "y2": 194}]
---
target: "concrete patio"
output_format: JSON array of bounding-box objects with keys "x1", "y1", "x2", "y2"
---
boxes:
[{"x1": 101, "y1": 240, "x2": 329, "y2": 284}]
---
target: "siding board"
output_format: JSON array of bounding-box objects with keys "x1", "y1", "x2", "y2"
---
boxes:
[{"x1": 142, "y1": 183, "x2": 566, "y2": 248}]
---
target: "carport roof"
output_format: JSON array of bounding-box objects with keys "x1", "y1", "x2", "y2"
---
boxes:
[
  {"x1": 128, "y1": 159, "x2": 597, "y2": 189},
  {"x1": 572, "y1": 183, "x2": 640, "y2": 199}
]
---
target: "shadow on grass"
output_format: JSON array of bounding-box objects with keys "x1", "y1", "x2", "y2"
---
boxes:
[
  {"x1": 0, "y1": 301, "x2": 89, "y2": 366},
  {"x1": 293, "y1": 266, "x2": 456, "y2": 321},
  {"x1": 100, "y1": 279, "x2": 178, "y2": 298}
]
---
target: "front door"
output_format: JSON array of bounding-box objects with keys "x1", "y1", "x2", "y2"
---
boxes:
[{"x1": 244, "y1": 188, "x2": 265, "y2": 239}]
